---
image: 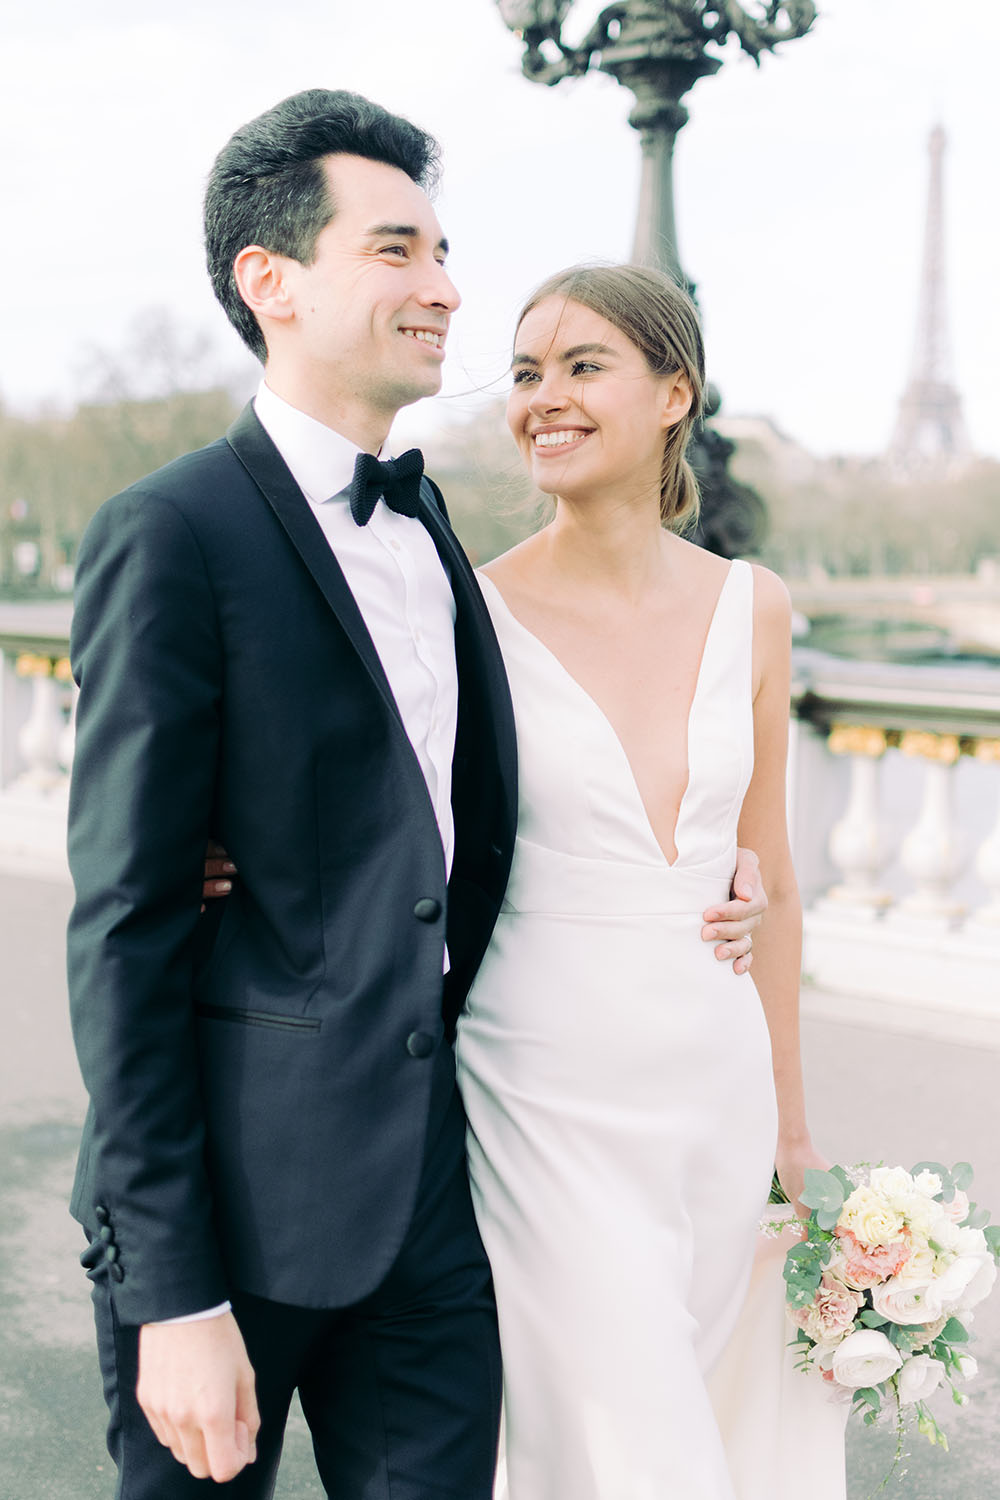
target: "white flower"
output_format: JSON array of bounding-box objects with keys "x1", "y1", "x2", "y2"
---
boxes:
[
  {"x1": 831, "y1": 1329, "x2": 904, "y2": 1389},
  {"x1": 904, "y1": 1193, "x2": 947, "y2": 1237},
  {"x1": 912, "y1": 1170, "x2": 944, "y2": 1199},
  {"x1": 954, "y1": 1225, "x2": 988, "y2": 1256},
  {"x1": 871, "y1": 1277, "x2": 944, "y2": 1326},
  {"x1": 872, "y1": 1166, "x2": 919, "y2": 1203},
  {"x1": 944, "y1": 1189, "x2": 970, "y2": 1223},
  {"x1": 936, "y1": 1253, "x2": 996, "y2": 1313},
  {"x1": 933, "y1": 1219, "x2": 962, "y2": 1254},
  {"x1": 897, "y1": 1243, "x2": 937, "y2": 1285},
  {"x1": 897, "y1": 1354, "x2": 945, "y2": 1406},
  {"x1": 955, "y1": 1354, "x2": 979, "y2": 1382},
  {"x1": 839, "y1": 1186, "x2": 905, "y2": 1248}
]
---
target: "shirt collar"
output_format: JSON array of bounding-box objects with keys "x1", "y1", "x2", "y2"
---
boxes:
[{"x1": 253, "y1": 380, "x2": 381, "y2": 507}]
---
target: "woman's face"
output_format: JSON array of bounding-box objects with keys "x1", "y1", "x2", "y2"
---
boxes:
[{"x1": 506, "y1": 296, "x2": 691, "y2": 505}]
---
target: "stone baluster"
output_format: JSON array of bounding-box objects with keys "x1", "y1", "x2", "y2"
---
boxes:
[
  {"x1": 55, "y1": 658, "x2": 77, "y2": 781},
  {"x1": 820, "y1": 724, "x2": 895, "y2": 916},
  {"x1": 969, "y1": 738, "x2": 1000, "y2": 932},
  {"x1": 14, "y1": 654, "x2": 65, "y2": 793},
  {"x1": 894, "y1": 731, "x2": 966, "y2": 924}
]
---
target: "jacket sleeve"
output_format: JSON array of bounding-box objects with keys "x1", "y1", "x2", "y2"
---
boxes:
[{"x1": 67, "y1": 485, "x2": 228, "y2": 1324}]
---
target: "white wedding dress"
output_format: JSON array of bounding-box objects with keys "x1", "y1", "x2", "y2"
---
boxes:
[{"x1": 455, "y1": 563, "x2": 847, "y2": 1499}]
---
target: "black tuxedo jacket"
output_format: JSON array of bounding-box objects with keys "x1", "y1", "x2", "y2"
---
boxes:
[{"x1": 66, "y1": 404, "x2": 517, "y2": 1325}]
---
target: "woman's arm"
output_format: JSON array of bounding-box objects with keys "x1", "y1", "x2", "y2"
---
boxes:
[{"x1": 738, "y1": 564, "x2": 826, "y2": 1207}]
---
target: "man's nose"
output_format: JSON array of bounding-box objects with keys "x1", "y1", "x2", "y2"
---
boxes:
[{"x1": 420, "y1": 261, "x2": 461, "y2": 313}]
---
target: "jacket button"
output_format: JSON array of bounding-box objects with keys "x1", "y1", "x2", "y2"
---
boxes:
[
  {"x1": 406, "y1": 1031, "x2": 434, "y2": 1059},
  {"x1": 413, "y1": 898, "x2": 441, "y2": 923},
  {"x1": 110, "y1": 1263, "x2": 125, "y2": 1283},
  {"x1": 99, "y1": 1225, "x2": 114, "y2": 1244},
  {"x1": 105, "y1": 1245, "x2": 119, "y2": 1263},
  {"x1": 94, "y1": 1205, "x2": 110, "y2": 1225}
]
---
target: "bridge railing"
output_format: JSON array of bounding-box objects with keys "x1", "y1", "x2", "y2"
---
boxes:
[
  {"x1": 790, "y1": 650, "x2": 1000, "y2": 1017},
  {"x1": 2, "y1": 610, "x2": 998, "y2": 1016}
]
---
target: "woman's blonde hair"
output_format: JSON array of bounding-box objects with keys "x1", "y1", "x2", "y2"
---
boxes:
[{"x1": 515, "y1": 264, "x2": 705, "y2": 531}]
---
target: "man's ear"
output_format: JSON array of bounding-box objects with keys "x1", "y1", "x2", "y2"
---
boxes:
[
  {"x1": 660, "y1": 370, "x2": 693, "y2": 431},
  {"x1": 233, "y1": 245, "x2": 294, "y2": 330}
]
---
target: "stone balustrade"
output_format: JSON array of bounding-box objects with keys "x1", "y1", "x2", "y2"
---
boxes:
[
  {"x1": 790, "y1": 650, "x2": 1000, "y2": 1018},
  {"x1": 0, "y1": 604, "x2": 75, "y2": 877},
  {"x1": 1, "y1": 601, "x2": 998, "y2": 1019}
]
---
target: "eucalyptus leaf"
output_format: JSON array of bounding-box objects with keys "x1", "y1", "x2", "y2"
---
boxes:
[
  {"x1": 942, "y1": 1318, "x2": 969, "y2": 1343},
  {"x1": 951, "y1": 1161, "x2": 974, "y2": 1192}
]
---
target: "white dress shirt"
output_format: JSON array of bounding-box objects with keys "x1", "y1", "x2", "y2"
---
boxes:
[{"x1": 162, "y1": 381, "x2": 459, "y2": 1326}]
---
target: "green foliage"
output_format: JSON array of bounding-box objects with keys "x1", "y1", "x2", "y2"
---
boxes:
[
  {"x1": 798, "y1": 1167, "x2": 846, "y2": 1230},
  {"x1": 983, "y1": 1225, "x2": 1000, "y2": 1262}
]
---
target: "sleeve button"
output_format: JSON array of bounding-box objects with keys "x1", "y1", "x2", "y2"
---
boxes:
[{"x1": 413, "y1": 898, "x2": 441, "y2": 923}]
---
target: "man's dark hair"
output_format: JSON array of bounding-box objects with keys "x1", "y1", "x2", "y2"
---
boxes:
[{"x1": 204, "y1": 89, "x2": 441, "y2": 362}]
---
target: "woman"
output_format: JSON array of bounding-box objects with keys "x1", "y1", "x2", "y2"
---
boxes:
[{"x1": 451, "y1": 264, "x2": 840, "y2": 1499}]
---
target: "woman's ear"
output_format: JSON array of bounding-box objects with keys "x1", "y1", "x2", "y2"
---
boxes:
[{"x1": 660, "y1": 370, "x2": 693, "y2": 431}]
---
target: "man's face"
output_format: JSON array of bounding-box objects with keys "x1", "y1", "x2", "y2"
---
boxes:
[{"x1": 276, "y1": 153, "x2": 460, "y2": 417}]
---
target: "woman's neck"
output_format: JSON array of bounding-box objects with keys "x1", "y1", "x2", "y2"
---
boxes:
[{"x1": 541, "y1": 487, "x2": 674, "y2": 606}]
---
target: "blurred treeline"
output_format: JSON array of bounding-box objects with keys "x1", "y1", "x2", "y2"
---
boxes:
[{"x1": 2, "y1": 316, "x2": 997, "y2": 597}]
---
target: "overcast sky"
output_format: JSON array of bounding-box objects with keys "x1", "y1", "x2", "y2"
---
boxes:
[{"x1": 3, "y1": 0, "x2": 997, "y2": 459}]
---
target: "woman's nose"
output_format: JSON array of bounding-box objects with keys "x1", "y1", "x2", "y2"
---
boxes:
[{"x1": 528, "y1": 376, "x2": 568, "y2": 416}]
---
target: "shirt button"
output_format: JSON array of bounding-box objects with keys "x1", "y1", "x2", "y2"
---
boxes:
[
  {"x1": 389, "y1": 539, "x2": 401, "y2": 552},
  {"x1": 406, "y1": 1031, "x2": 435, "y2": 1059},
  {"x1": 413, "y1": 898, "x2": 441, "y2": 923}
]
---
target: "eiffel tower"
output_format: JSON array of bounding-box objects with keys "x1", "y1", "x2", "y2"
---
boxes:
[{"x1": 888, "y1": 125, "x2": 971, "y2": 475}]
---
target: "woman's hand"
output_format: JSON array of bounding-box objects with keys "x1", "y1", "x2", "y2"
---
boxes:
[
  {"x1": 701, "y1": 845, "x2": 766, "y2": 975},
  {"x1": 200, "y1": 841, "x2": 236, "y2": 911},
  {"x1": 775, "y1": 1138, "x2": 830, "y2": 1219}
]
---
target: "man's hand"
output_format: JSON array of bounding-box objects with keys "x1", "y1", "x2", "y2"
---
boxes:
[
  {"x1": 137, "y1": 1312, "x2": 259, "y2": 1481},
  {"x1": 701, "y1": 845, "x2": 767, "y2": 975},
  {"x1": 200, "y1": 840, "x2": 236, "y2": 911}
]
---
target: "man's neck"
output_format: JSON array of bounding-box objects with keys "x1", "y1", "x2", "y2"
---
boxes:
[{"x1": 262, "y1": 367, "x2": 393, "y2": 455}]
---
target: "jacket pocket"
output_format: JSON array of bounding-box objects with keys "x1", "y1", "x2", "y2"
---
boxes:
[{"x1": 196, "y1": 1003, "x2": 321, "y2": 1033}]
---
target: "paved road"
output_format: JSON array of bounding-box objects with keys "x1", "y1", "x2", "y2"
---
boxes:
[{"x1": 1, "y1": 872, "x2": 997, "y2": 1498}]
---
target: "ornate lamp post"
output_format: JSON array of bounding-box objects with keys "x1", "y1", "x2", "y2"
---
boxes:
[{"x1": 494, "y1": 0, "x2": 817, "y2": 556}]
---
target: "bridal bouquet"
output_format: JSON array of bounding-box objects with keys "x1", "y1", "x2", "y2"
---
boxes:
[{"x1": 768, "y1": 1161, "x2": 999, "y2": 1480}]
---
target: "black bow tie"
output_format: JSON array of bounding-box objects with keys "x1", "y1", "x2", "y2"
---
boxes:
[{"x1": 348, "y1": 449, "x2": 424, "y2": 526}]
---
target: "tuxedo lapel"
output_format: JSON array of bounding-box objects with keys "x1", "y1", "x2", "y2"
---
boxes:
[{"x1": 226, "y1": 403, "x2": 402, "y2": 728}]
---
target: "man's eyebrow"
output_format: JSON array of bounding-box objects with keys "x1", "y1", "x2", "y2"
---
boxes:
[
  {"x1": 511, "y1": 342, "x2": 618, "y2": 367},
  {"x1": 364, "y1": 223, "x2": 450, "y2": 254}
]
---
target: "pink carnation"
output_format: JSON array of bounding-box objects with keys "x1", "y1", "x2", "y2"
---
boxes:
[
  {"x1": 836, "y1": 1227, "x2": 911, "y2": 1290},
  {"x1": 790, "y1": 1273, "x2": 864, "y2": 1343}
]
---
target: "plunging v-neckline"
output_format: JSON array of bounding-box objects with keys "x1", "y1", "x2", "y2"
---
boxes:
[{"x1": 477, "y1": 564, "x2": 737, "y2": 867}]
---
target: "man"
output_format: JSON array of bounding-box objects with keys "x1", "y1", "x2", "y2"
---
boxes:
[{"x1": 67, "y1": 88, "x2": 763, "y2": 1497}]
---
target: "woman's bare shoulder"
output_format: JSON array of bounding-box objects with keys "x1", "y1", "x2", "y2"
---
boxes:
[{"x1": 749, "y1": 561, "x2": 792, "y2": 622}]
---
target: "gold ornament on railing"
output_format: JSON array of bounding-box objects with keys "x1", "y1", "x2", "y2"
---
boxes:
[
  {"x1": 15, "y1": 653, "x2": 54, "y2": 679},
  {"x1": 53, "y1": 657, "x2": 73, "y2": 683},
  {"x1": 827, "y1": 724, "x2": 888, "y2": 759},
  {"x1": 972, "y1": 737, "x2": 1000, "y2": 764},
  {"x1": 899, "y1": 730, "x2": 962, "y2": 766}
]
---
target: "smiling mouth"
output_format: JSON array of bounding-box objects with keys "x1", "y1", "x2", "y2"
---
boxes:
[
  {"x1": 532, "y1": 429, "x2": 594, "y2": 451},
  {"x1": 401, "y1": 328, "x2": 446, "y2": 350}
]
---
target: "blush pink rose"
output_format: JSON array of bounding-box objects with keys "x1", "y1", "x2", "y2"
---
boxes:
[
  {"x1": 790, "y1": 1273, "x2": 864, "y2": 1343},
  {"x1": 836, "y1": 1227, "x2": 911, "y2": 1290}
]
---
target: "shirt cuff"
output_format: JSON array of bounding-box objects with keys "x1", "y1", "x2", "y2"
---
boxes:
[{"x1": 154, "y1": 1301, "x2": 232, "y2": 1325}]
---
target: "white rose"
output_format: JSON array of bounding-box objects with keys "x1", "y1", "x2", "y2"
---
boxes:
[
  {"x1": 897, "y1": 1243, "x2": 937, "y2": 1285},
  {"x1": 936, "y1": 1253, "x2": 996, "y2": 1312},
  {"x1": 912, "y1": 1170, "x2": 944, "y2": 1199},
  {"x1": 903, "y1": 1193, "x2": 946, "y2": 1237},
  {"x1": 871, "y1": 1277, "x2": 944, "y2": 1326},
  {"x1": 934, "y1": 1219, "x2": 961, "y2": 1254},
  {"x1": 871, "y1": 1167, "x2": 918, "y2": 1206},
  {"x1": 954, "y1": 1225, "x2": 988, "y2": 1256},
  {"x1": 840, "y1": 1186, "x2": 905, "y2": 1248},
  {"x1": 944, "y1": 1188, "x2": 970, "y2": 1223},
  {"x1": 957, "y1": 1256, "x2": 996, "y2": 1312},
  {"x1": 831, "y1": 1329, "x2": 904, "y2": 1389},
  {"x1": 955, "y1": 1354, "x2": 979, "y2": 1382},
  {"x1": 897, "y1": 1354, "x2": 945, "y2": 1406}
]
